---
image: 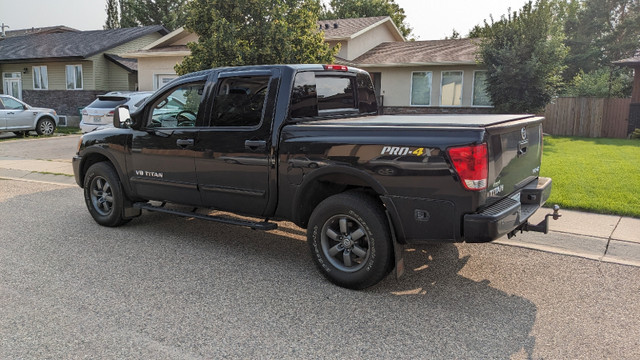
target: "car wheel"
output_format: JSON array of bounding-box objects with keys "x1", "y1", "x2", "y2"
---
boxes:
[
  {"x1": 375, "y1": 166, "x2": 398, "y2": 176},
  {"x1": 83, "y1": 162, "x2": 131, "y2": 227},
  {"x1": 308, "y1": 162, "x2": 319, "y2": 168},
  {"x1": 307, "y1": 191, "x2": 393, "y2": 289},
  {"x1": 36, "y1": 117, "x2": 56, "y2": 136}
]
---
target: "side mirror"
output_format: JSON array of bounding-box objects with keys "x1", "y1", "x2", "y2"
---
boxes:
[{"x1": 113, "y1": 105, "x2": 131, "y2": 128}]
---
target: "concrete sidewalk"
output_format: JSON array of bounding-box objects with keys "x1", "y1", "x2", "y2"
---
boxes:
[{"x1": 0, "y1": 152, "x2": 638, "y2": 266}]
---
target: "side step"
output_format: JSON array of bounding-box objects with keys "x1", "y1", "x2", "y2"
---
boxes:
[{"x1": 133, "y1": 202, "x2": 278, "y2": 231}]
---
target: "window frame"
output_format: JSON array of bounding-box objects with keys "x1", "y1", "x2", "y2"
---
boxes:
[
  {"x1": 32, "y1": 66, "x2": 48, "y2": 90},
  {"x1": 65, "y1": 64, "x2": 83, "y2": 90},
  {"x1": 471, "y1": 70, "x2": 493, "y2": 108},
  {"x1": 410, "y1": 71, "x2": 433, "y2": 107},
  {"x1": 439, "y1": 70, "x2": 464, "y2": 107}
]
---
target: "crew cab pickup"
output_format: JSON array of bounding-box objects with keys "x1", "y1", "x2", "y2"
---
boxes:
[{"x1": 73, "y1": 64, "x2": 558, "y2": 289}]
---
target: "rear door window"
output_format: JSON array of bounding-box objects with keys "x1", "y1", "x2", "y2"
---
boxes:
[{"x1": 209, "y1": 76, "x2": 270, "y2": 127}]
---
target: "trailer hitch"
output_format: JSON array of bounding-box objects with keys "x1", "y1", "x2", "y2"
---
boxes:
[{"x1": 508, "y1": 205, "x2": 561, "y2": 239}]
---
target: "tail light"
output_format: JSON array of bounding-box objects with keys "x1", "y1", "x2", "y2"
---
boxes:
[
  {"x1": 107, "y1": 110, "x2": 115, "y2": 116},
  {"x1": 447, "y1": 143, "x2": 488, "y2": 191},
  {"x1": 323, "y1": 65, "x2": 348, "y2": 71},
  {"x1": 81, "y1": 109, "x2": 88, "y2": 116}
]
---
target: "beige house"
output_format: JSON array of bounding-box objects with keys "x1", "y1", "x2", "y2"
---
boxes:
[
  {"x1": 0, "y1": 26, "x2": 167, "y2": 122},
  {"x1": 123, "y1": 17, "x2": 491, "y2": 114}
]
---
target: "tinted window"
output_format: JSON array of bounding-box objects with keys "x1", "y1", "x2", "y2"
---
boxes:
[
  {"x1": 290, "y1": 72, "x2": 318, "y2": 118},
  {"x1": 90, "y1": 96, "x2": 128, "y2": 109},
  {"x1": 210, "y1": 76, "x2": 270, "y2": 127},
  {"x1": 317, "y1": 76, "x2": 355, "y2": 111}
]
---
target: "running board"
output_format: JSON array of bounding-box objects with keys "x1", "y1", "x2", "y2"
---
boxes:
[{"x1": 133, "y1": 202, "x2": 278, "y2": 231}]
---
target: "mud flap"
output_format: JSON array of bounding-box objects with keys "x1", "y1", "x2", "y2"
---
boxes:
[{"x1": 386, "y1": 210, "x2": 405, "y2": 280}]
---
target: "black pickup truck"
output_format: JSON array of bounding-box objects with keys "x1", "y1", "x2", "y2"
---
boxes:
[{"x1": 73, "y1": 64, "x2": 558, "y2": 289}]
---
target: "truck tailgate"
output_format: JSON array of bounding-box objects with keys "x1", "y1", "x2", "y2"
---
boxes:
[{"x1": 485, "y1": 116, "x2": 545, "y2": 205}]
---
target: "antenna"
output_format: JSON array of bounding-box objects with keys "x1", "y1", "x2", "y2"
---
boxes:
[{"x1": 1, "y1": 23, "x2": 10, "y2": 38}]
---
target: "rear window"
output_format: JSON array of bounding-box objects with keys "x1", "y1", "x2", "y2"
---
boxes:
[
  {"x1": 316, "y1": 76, "x2": 356, "y2": 111},
  {"x1": 290, "y1": 71, "x2": 376, "y2": 119},
  {"x1": 89, "y1": 96, "x2": 128, "y2": 108}
]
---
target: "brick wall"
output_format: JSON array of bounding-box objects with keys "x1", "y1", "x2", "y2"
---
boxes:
[
  {"x1": 382, "y1": 106, "x2": 494, "y2": 115},
  {"x1": 23, "y1": 90, "x2": 104, "y2": 117}
]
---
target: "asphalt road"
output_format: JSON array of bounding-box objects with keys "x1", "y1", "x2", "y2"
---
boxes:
[{"x1": 1, "y1": 179, "x2": 639, "y2": 359}]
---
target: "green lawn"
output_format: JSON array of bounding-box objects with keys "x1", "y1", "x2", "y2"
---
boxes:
[{"x1": 541, "y1": 136, "x2": 640, "y2": 218}]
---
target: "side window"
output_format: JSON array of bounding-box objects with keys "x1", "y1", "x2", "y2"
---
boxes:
[
  {"x1": 2, "y1": 97, "x2": 25, "y2": 110},
  {"x1": 148, "y1": 82, "x2": 204, "y2": 128},
  {"x1": 210, "y1": 76, "x2": 270, "y2": 127}
]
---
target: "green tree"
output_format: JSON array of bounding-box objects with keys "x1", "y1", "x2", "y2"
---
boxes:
[
  {"x1": 319, "y1": 0, "x2": 412, "y2": 39},
  {"x1": 176, "y1": 0, "x2": 338, "y2": 75},
  {"x1": 476, "y1": 0, "x2": 568, "y2": 113},
  {"x1": 119, "y1": 0, "x2": 189, "y2": 31},
  {"x1": 562, "y1": 0, "x2": 639, "y2": 96},
  {"x1": 564, "y1": 68, "x2": 633, "y2": 97},
  {"x1": 104, "y1": 0, "x2": 120, "y2": 29}
]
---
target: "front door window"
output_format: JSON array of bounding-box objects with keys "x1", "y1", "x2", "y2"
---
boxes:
[{"x1": 3, "y1": 73, "x2": 22, "y2": 100}]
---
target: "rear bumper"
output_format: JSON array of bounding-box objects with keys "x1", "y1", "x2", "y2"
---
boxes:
[{"x1": 463, "y1": 177, "x2": 552, "y2": 242}]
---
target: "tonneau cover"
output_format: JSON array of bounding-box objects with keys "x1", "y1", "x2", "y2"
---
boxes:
[{"x1": 307, "y1": 114, "x2": 538, "y2": 128}]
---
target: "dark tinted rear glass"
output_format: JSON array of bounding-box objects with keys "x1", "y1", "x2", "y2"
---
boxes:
[
  {"x1": 89, "y1": 96, "x2": 128, "y2": 108},
  {"x1": 316, "y1": 76, "x2": 356, "y2": 111}
]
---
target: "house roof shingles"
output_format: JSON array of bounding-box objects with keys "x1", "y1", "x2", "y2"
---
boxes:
[
  {"x1": 319, "y1": 16, "x2": 390, "y2": 40},
  {"x1": 0, "y1": 25, "x2": 168, "y2": 62},
  {"x1": 352, "y1": 38, "x2": 480, "y2": 66}
]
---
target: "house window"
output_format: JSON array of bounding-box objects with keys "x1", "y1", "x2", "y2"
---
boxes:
[
  {"x1": 440, "y1": 71, "x2": 463, "y2": 106},
  {"x1": 66, "y1": 65, "x2": 83, "y2": 90},
  {"x1": 411, "y1": 71, "x2": 432, "y2": 106},
  {"x1": 472, "y1": 71, "x2": 492, "y2": 107},
  {"x1": 154, "y1": 74, "x2": 178, "y2": 90},
  {"x1": 32, "y1": 66, "x2": 48, "y2": 90}
]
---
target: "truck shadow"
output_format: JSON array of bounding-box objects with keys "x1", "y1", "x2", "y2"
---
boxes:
[{"x1": 129, "y1": 211, "x2": 538, "y2": 358}]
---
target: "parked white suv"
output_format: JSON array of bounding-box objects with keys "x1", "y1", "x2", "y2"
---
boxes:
[
  {"x1": 80, "y1": 91, "x2": 154, "y2": 133},
  {"x1": 0, "y1": 95, "x2": 58, "y2": 136}
]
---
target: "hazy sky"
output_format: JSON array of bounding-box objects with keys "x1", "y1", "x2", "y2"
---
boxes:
[{"x1": 0, "y1": 0, "x2": 531, "y2": 40}]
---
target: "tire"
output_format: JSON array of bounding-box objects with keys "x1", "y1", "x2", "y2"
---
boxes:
[
  {"x1": 83, "y1": 162, "x2": 131, "y2": 227},
  {"x1": 307, "y1": 191, "x2": 393, "y2": 289},
  {"x1": 36, "y1": 117, "x2": 56, "y2": 136}
]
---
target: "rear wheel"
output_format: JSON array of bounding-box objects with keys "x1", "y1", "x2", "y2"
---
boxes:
[
  {"x1": 307, "y1": 191, "x2": 393, "y2": 289},
  {"x1": 36, "y1": 117, "x2": 56, "y2": 136},
  {"x1": 83, "y1": 162, "x2": 131, "y2": 227}
]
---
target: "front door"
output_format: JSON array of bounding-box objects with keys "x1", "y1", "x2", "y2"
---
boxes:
[
  {"x1": 3, "y1": 73, "x2": 22, "y2": 100},
  {"x1": 194, "y1": 70, "x2": 278, "y2": 215},
  {"x1": 129, "y1": 81, "x2": 205, "y2": 206}
]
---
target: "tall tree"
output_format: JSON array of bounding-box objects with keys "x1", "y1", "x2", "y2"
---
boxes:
[
  {"x1": 175, "y1": 0, "x2": 338, "y2": 75},
  {"x1": 476, "y1": 0, "x2": 568, "y2": 113},
  {"x1": 104, "y1": 0, "x2": 120, "y2": 29},
  {"x1": 119, "y1": 0, "x2": 189, "y2": 31},
  {"x1": 319, "y1": 0, "x2": 412, "y2": 39}
]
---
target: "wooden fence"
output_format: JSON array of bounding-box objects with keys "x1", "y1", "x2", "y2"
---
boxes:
[{"x1": 543, "y1": 97, "x2": 631, "y2": 138}]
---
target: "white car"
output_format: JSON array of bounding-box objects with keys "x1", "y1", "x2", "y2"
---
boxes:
[
  {"x1": 0, "y1": 95, "x2": 58, "y2": 136},
  {"x1": 80, "y1": 91, "x2": 154, "y2": 133}
]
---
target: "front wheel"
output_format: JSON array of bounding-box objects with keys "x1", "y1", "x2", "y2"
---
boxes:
[
  {"x1": 83, "y1": 162, "x2": 130, "y2": 227},
  {"x1": 36, "y1": 117, "x2": 56, "y2": 136},
  {"x1": 307, "y1": 192, "x2": 393, "y2": 289}
]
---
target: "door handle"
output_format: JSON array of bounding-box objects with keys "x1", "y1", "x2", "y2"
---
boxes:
[
  {"x1": 245, "y1": 140, "x2": 266, "y2": 151},
  {"x1": 7, "y1": 112, "x2": 14, "y2": 115},
  {"x1": 176, "y1": 139, "x2": 194, "y2": 147}
]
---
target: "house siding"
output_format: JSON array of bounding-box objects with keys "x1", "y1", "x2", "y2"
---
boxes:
[
  {"x1": 137, "y1": 56, "x2": 185, "y2": 91},
  {"x1": 90, "y1": 33, "x2": 163, "y2": 90},
  {"x1": 361, "y1": 65, "x2": 489, "y2": 111},
  {"x1": 346, "y1": 24, "x2": 397, "y2": 61}
]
